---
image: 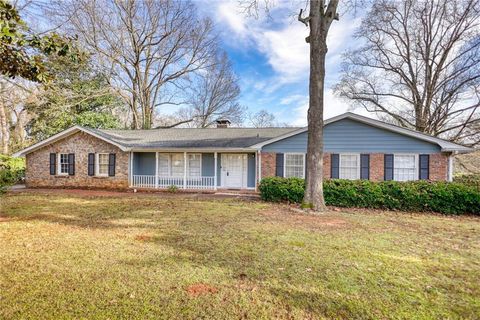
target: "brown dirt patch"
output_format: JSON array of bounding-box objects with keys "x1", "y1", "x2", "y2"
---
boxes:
[
  {"x1": 134, "y1": 234, "x2": 154, "y2": 242},
  {"x1": 260, "y1": 204, "x2": 349, "y2": 230},
  {"x1": 186, "y1": 283, "x2": 218, "y2": 297}
]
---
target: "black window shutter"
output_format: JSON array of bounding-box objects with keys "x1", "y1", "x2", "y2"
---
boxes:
[
  {"x1": 360, "y1": 154, "x2": 370, "y2": 180},
  {"x1": 331, "y1": 154, "x2": 339, "y2": 179},
  {"x1": 419, "y1": 154, "x2": 429, "y2": 180},
  {"x1": 275, "y1": 153, "x2": 284, "y2": 177},
  {"x1": 384, "y1": 154, "x2": 394, "y2": 181},
  {"x1": 49, "y1": 153, "x2": 56, "y2": 175},
  {"x1": 108, "y1": 153, "x2": 116, "y2": 177},
  {"x1": 68, "y1": 153, "x2": 75, "y2": 175},
  {"x1": 88, "y1": 153, "x2": 95, "y2": 176}
]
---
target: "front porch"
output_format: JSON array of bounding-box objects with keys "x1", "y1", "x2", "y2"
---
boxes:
[{"x1": 130, "y1": 152, "x2": 256, "y2": 190}]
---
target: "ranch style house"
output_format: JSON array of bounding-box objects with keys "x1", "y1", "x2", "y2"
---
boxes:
[{"x1": 14, "y1": 113, "x2": 473, "y2": 191}]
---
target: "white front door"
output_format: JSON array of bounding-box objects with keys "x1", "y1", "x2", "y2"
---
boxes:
[{"x1": 222, "y1": 154, "x2": 247, "y2": 188}]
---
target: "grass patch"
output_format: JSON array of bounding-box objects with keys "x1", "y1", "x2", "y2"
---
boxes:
[{"x1": 1, "y1": 191, "x2": 479, "y2": 319}]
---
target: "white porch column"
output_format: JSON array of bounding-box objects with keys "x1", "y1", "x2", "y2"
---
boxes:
[
  {"x1": 214, "y1": 152, "x2": 218, "y2": 190},
  {"x1": 258, "y1": 151, "x2": 262, "y2": 182},
  {"x1": 155, "y1": 152, "x2": 159, "y2": 188},
  {"x1": 183, "y1": 152, "x2": 187, "y2": 189},
  {"x1": 447, "y1": 152, "x2": 455, "y2": 182},
  {"x1": 129, "y1": 152, "x2": 133, "y2": 187}
]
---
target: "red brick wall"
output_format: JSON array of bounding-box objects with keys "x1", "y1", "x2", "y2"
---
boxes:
[
  {"x1": 429, "y1": 153, "x2": 449, "y2": 181},
  {"x1": 25, "y1": 132, "x2": 129, "y2": 189},
  {"x1": 259, "y1": 152, "x2": 450, "y2": 182},
  {"x1": 370, "y1": 153, "x2": 384, "y2": 181},
  {"x1": 323, "y1": 153, "x2": 331, "y2": 179},
  {"x1": 260, "y1": 152, "x2": 276, "y2": 178}
]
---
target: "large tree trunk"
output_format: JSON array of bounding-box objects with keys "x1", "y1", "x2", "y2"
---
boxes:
[
  {"x1": 0, "y1": 102, "x2": 9, "y2": 155},
  {"x1": 303, "y1": 0, "x2": 327, "y2": 211}
]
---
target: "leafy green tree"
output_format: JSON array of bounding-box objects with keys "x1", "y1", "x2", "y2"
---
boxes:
[
  {"x1": 0, "y1": 0, "x2": 79, "y2": 82},
  {"x1": 26, "y1": 55, "x2": 124, "y2": 141}
]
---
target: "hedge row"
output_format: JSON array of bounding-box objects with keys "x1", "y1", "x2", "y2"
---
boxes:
[
  {"x1": 0, "y1": 155, "x2": 25, "y2": 192},
  {"x1": 453, "y1": 174, "x2": 480, "y2": 191},
  {"x1": 258, "y1": 177, "x2": 480, "y2": 215}
]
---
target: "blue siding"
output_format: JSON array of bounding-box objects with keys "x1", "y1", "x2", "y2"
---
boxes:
[
  {"x1": 247, "y1": 153, "x2": 256, "y2": 188},
  {"x1": 133, "y1": 152, "x2": 155, "y2": 175},
  {"x1": 262, "y1": 119, "x2": 441, "y2": 153},
  {"x1": 202, "y1": 153, "x2": 215, "y2": 176}
]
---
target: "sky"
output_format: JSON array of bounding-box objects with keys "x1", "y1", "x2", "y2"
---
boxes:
[{"x1": 195, "y1": 0, "x2": 365, "y2": 126}]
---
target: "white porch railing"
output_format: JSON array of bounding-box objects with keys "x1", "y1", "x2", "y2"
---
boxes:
[
  {"x1": 132, "y1": 175, "x2": 215, "y2": 190},
  {"x1": 132, "y1": 175, "x2": 156, "y2": 188}
]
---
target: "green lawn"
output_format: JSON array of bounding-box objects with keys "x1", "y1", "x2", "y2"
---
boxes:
[{"x1": 1, "y1": 191, "x2": 479, "y2": 319}]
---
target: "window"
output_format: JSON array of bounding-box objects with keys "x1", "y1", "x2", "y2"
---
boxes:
[
  {"x1": 339, "y1": 154, "x2": 360, "y2": 180},
  {"x1": 58, "y1": 153, "x2": 69, "y2": 175},
  {"x1": 284, "y1": 153, "x2": 305, "y2": 178},
  {"x1": 158, "y1": 154, "x2": 170, "y2": 176},
  {"x1": 171, "y1": 154, "x2": 185, "y2": 177},
  {"x1": 394, "y1": 154, "x2": 417, "y2": 181},
  {"x1": 97, "y1": 153, "x2": 109, "y2": 176},
  {"x1": 188, "y1": 154, "x2": 201, "y2": 177}
]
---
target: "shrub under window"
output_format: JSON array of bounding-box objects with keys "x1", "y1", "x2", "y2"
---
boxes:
[{"x1": 259, "y1": 177, "x2": 480, "y2": 215}]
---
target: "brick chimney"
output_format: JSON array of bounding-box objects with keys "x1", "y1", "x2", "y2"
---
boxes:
[{"x1": 215, "y1": 119, "x2": 231, "y2": 128}]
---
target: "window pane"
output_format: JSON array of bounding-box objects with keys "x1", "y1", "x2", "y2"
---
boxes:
[
  {"x1": 158, "y1": 154, "x2": 169, "y2": 176},
  {"x1": 394, "y1": 155, "x2": 416, "y2": 181},
  {"x1": 188, "y1": 154, "x2": 201, "y2": 177},
  {"x1": 171, "y1": 154, "x2": 184, "y2": 177},
  {"x1": 285, "y1": 154, "x2": 304, "y2": 178},
  {"x1": 339, "y1": 154, "x2": 359, "y2": 180},
  {"x1": 98, "y1": 154, "x2": 109, "y2": 175},
  {"x1": 60, "y1": 154, "x2": 69, "y2": 174}
]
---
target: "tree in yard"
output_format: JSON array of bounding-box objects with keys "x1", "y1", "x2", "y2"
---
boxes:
[
  {"x1": 48, "y1": 0, "x2": 217, "y2": 129},
  {"x1": 0, "y1": 77, "x2": 34, "y2": 154},
  {"x1": 247, "y1": 109, "x2": 277, "y2": 127},
  {"x1": 0, "y1": 0, "x2": 80, "y2": 154},
  {"x1": 0, "y1": 0, "x2": 79, "y2": 83},
  {"x1": 336, "y1": 0, "x2": 480, "y2": 146},
  {"x1": 242, "y1": 0, "x2": 341, "y2": 211},
  {"x1": 173, "y1": 52, "x2": 245, "y2": 128},
  {"x1": 26, "y1": 54, "x2": 123, "y2": 142}
]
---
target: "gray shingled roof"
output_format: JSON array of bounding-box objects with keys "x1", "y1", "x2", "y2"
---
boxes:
[{"x1": 90, "y1": 127, "x2": 300, "y2": 149}]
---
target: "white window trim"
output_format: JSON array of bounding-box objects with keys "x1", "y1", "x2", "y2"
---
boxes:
[
  {"x1": 393, "y1": 153, "x2": 419, "y2": 181},
  {"x1": 339, "y1": 153, "x2": 361, "y2": 180},
  {"x1": 57, "y1": 153, "x2": 69, "y2": 176},
  {"x1": 96, "y1": 153, "x2": 110, "y2": 177},
  {"x1": 283, "y1": 153, "x2": 306, "y2": 179},
  {"x1": 187, "y1": 153, "x2": 202, "y2": 178},
  {"x1": 158, "y1": 153, "x2": 172, "y2": 176}
]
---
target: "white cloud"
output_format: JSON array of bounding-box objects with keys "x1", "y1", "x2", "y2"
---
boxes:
[
  {"x1": 253, "y1": 21, "x2": 310, "y2": 84},
  {"x1": 216, "y1": 1, "x2": 248, "y2": 36},
  {"x1": 201, "y1": 1, "x2": 364, "y2": 125},
  {"x1": 280, "y1": 94, "x2": 305, "y2": 105},
  {"x1": 290, "y1": 89, "x2": 353, "y2": 126}
]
